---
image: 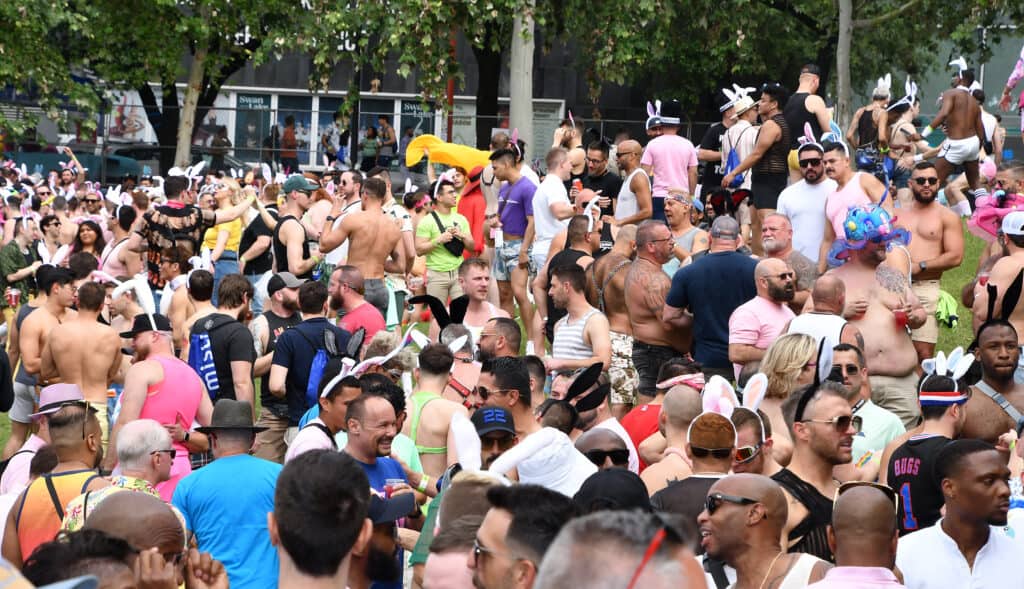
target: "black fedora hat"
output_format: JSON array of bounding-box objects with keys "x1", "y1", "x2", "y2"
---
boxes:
[{"x1": 195, "y1": 399, "x2": 267, "y2": 434}]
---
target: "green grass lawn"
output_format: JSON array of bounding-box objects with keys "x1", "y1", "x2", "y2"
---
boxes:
[{"x1": 0, "y1": 226, "x2": 987, "y2": 452}]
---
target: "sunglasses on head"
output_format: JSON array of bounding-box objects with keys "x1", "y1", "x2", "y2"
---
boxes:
[
  {"x1": 733, "y1": 442, "x2": 763, "y2": 463},
  {"x1": 801, "y1": 414, "x2": 862, "y2": 433},
  {"x1": 799, "y1": 158, "x2": 822, "y2": 168},
  {"x1": 705, "y1": 492, "x2": 758, "y2": 515},
  {"x1": 583, "y1": 448, "x2": 630, "y2": 467},
  {"x1": 690, "y1": 446, "x2": 734, "y2": 460},
  {"x1": 914, "y1": 177, "x2": 939, "y2": 186}
]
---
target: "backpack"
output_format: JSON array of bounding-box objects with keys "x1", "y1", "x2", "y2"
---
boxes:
[
  {"x1": 295, "y1": 328, "x2": 342, "y2": 410},
  {"x1": 187, "y1": 315, "x2": 236, "y2": 400},
  {"x1": 0, "y1": 448, "x2": 35, "y2": 477}
]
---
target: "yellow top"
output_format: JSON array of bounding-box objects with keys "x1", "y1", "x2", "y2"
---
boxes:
[{"x1": 202, "y1": 218, "x2": 242, "y2": 252}]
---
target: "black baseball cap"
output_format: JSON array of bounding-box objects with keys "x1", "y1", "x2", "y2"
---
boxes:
[
  {"x1": 368, "y1": 492, "x2": 416, "y2": 524},
  {"x1": 267, "y1": 272, "x2": 307, "y2": 297},
  {"x1": 119, "y1": 313, "x2": 172, "y2": 339},
  {"x1": 801, "y1": 64, "x2": 821, "y2": 77},
  {"x1": 471, "y1": 406, "x2": 516, "y2": 436},
  {"x1": 573, "y1": 468, "x2": 652, "y2": 514}
]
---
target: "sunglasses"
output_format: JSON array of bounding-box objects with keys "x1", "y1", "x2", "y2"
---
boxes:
[
  {"x1": 836, "y1": 363, "x2": 860, "y2": 375},
  {"x1": 583, "y1": 448, "x2": 630, "y2": 467},
  {"x1": 150, "y1": 448, "x2": 177, "y2": 459},
  {"x1": 801, "y1": 414, "x2": 863, "y2": 433},
  {"x1": 834, "y1": 481, "x2": 899, "y2": 518},
  {"x1": 769, "y1": 272, "x2": 795, "y2": 281},
  {"x1": 472, "y1": 538, "x2": 506, "y2": 566},
  {"x1": 913, "y1": 177, "x2": 939, "y2": 186},
  {"x1": 799, "y1": 158, "x2": 822, "y2": 168},
  {"x1": 705, "y1": 492, "x2": 758, "y2": 515},
  {"x1": 734, "y1": 442, "x2": 763, "y2": 463},
  {"x1": 690, "y1": 446, "x2": 734, "y2": 460},
  {"x1": 617, "y1": 151, "x2": 636, "y2": 158},
  {"x1": 473, "y1": 386, "x2": 515, "y2": 401},
  {"x1": 83, "y1": 198, "x2": 100, "y2": 204}
]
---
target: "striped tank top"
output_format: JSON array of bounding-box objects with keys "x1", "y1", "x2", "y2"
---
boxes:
[{"x1": 551, "y1": 308, "x2": 601, "y2": 361}]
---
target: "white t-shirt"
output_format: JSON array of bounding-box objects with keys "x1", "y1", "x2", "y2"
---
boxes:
[
  {"x1": 776, "y1": 178, "x2": 837, "y2": 264},
  {"x1": 896, "y1": 520, "x2": 1024, "y2": 589},
  {"x1": 521, "y1": 164, "x2": 541, "y2": 187},
  {"x1": 532, "y1": 175, "x2": 571, "y2": 256}
]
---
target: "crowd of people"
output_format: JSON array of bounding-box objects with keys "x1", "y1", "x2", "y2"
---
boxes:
[{"x1": 0, "y1": 51, "x2": 1022, "y2": 589}]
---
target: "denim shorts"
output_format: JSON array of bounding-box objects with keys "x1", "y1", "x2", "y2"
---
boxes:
[{"x1": 493, "y1": 238, "x2": 532, "y2": 281}]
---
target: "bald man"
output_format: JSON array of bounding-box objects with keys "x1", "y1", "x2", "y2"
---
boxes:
[
  {"x1": 789, "y1": 274, "x2": 864, "y2": 350},
  {"x1": 698, "y1": 474, "x2": 830, "y2": 588},
  {"x1": 611, "y1": 140, "x2": 653, "y2": 226},
  {"x1": 85, "y1": 492, "x2": 187, "y2": 573},
  {"x1": 640, "y1": 384, "x2": 701, "y2": 495},
  {"x1": 807, "y1": 485, "x2": 903, "y2": 588},
  {"x1": 574, "y1": 429, "x2": 630, "y2": 470},
  {"x1": 728, "y1": 258, "x2": 797, "y2": 378}
]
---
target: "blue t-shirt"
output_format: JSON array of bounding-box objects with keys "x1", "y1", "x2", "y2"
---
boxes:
[
  {"x1": 172, "y1": 454, "x2": 282, "y2": 589},
  {"x1": 665, "y1": 250, "x2": 757, "y2": 369},
  {"x1": 498, "y1": 176, "x2": 536, "y2": 236},
  {"x1": 271, "y1": 317, "x2": 351, "y2": 425},
  {"x1": 352, "y1": 456, "x2": 407, "y2": 589}
]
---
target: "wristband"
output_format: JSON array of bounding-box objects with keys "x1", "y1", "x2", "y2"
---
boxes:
[
  {"x1": 879, "y1": 146, "x2": 890, "y2": 154},
  {"x1": 921, "y1": 125, "x2": 933, "y2": 138},
  {"x1": 417, "y1": 475, "x2": 429, "y2": 493}
]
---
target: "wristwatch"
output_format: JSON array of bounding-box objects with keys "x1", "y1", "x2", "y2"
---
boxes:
[
  {"x1": 183, "y1": 431, "x2": 190, "y2": 443},
  {"x1": 325, "y1": 215, "x2": 335, "y2": 222},
  {"x1": 919, "y1": 261, "x2": 928, "y2": 272}
]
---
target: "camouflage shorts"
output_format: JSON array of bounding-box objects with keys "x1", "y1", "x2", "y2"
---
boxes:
[{"x1": 609, "y1": 331, "x2": 639, "y2": 406}]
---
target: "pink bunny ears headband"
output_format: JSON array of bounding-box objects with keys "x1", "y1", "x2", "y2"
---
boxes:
[{"x1": 432, "y1": 168, "x2": 457, "y2": 202}]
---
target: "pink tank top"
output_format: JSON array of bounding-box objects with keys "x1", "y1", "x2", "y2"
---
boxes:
[
  {"x1": 825, "y1": 171, "x2": 870, "y2": 238},
  {"x1": 140, "y1": 354, "x2": 203, "y2": 501},
  {"x1": 100, "y1": 238, "x2": 130, "y2": 276}
]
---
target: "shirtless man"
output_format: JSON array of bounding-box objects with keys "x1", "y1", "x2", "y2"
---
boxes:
[
  {"x1": 819, "y1": 142, "x2": 891, "y2": 273},
  {"x1": 179, "y1": 269, "x2": 218, "y2": 359},
  {"x1": 625, "y1": 221, "x2": 689, "y2": 403},
  {"x1": 962, "y1": 321, "x2": 1024, "y2": 446},
  {"x1": 899, "y1": 162, "x2": 965, "y2": 361},
  {"x1": 319, "y1": 176, "x2": 403, "y2": 317},
  {"x1": 39, "y1": 281, "x2": 121, "y2": 447},
  {"x1": 586, "y1": 224, "x2": 638, "y2": 419},
  {"x1": 404, "y1": 343, "x2": 469, "y2": 481},
  {"x1": 158, "y1": 246, "x2": 194, "y2": 351},
  {"x1": 919, "y1": 65, "x2": 986, "y2": 197},
  {"x1": 973, "y1": 212, "x2": 1024, "y2": 377},
  {"x1": 828, "y1": 207, "x2": 926, "y2": 428},
  {"x1": 456, "y1": 258, "x2": 509, "y2": 343},
  {"x1": 20, "y1": 268, "x2": 77, "y2": 386}
]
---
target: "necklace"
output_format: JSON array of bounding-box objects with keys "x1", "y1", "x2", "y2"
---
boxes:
[{"x1": 758, "y1": 551, "x2": 784, "y2": 589}]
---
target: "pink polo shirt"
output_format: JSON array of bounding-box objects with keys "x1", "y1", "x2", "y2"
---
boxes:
[
  {"x1": 640, "y1": 134, "x2": 698, "y2": 197},
  {"x1": 729, "y1": 295, "x2": 795, "y2": 378},
  {"x1": 806, "y1": 566, "x2": 906, "y2": 588}
]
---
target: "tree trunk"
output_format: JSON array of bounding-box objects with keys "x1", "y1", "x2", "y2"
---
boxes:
[
  {"x1": 472, "y1": 25, "x2": 503, "y2": 150},
  {"x1": 175, "y1": 45, "x2": 208, "y2": 168},
  {"x1": 835, "y1": 0, "x2": 853, "y2": 129},
  {"x1": 508, "y1": 1, "x2": 535, "y2": 161}
]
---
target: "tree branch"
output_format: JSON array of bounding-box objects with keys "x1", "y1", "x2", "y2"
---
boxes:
[
  {"x1": 852, "y1": 0, "x2": 922, "y2": 28},
  {"x1": 756, "y1": 0, "x2": 826, "y2": 35}
]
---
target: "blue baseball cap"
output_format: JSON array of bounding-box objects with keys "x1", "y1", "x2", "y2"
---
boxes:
[{"x1": 471, "y1": 406, "x2": 516, "y2": 436}]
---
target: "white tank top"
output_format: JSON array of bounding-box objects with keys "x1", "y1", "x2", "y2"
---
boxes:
[
  {"x1": 552, "y1": 308, "x2": 601, "y2": 360},
  {"x1": 777, "y1": 553, "x2": 820, "y2": 589},
  {"x1": 787, "y1": 313, "x2": 848, "y2": 350},
  {"x1": 615, "y1": 168, "x2": 649, "y2": 221}
]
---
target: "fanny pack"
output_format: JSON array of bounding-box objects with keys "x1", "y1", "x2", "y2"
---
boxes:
[{"x1": 431, "y1": 212, "x2": 465, "y2": 257}]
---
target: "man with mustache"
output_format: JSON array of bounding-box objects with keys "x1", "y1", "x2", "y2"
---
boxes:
[
  {"x1": 897, "y1": 161, "x2": 964, "y2": 362},
  {"x1": 728, "y1": 258, "x2": 796, "y2": 379},
  {"x1": 761, "y1": 213, "x2": 817, "y2": 313},
  {"x1": 471, "y1": 406, "x2": 517, "y2": 470}
]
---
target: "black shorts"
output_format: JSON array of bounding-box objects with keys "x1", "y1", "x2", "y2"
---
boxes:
[
  {"x1": 751, "y1": 173, "x2": 788, "y2": 210},
  {"x1": 632, "y1": 341, "x2": 682, "y2": 397}
]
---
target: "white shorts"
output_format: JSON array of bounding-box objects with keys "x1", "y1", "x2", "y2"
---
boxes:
[
  {"x1": 9, "y1": 382, "x2": 38, "y2": 425},
  {"x1": 938, "y1": 136, "x2": 980, "y2": 166}
]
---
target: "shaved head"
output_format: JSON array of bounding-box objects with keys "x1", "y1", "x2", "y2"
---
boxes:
[
  {"x1": 700, "y1": 474, "x2": 788, "y2": 561},
  {"x1": 661, "y1": 385, "x2": 703, "y2": 433},
  {"x1": 85, "y1": 491, "x2": 186, "y2": 555},
  {"x1": 830, "y1": 485, "x2": 898, "y2": 567},
  {"x1": 718, "y1": 473, "x2": 788, "y2": 531},
  {"x1": 755, "y1": 258, "x2": 788, "y2": 281},
  {"x1": 811, "y1": 274, "x2": 845, "y2": 312},
  {"x1": 615, "y1": 224, "x2": 638, "y2": 244},
  {"x1": 618, "y1": 139, "x2": 641, "y2": 155},
  {"x1": 575, "y1": 428, "x2": 626, "y2": 452}
]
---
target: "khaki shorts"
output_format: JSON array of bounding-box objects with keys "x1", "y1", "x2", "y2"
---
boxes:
[
  {"x1": 869, "y1": 373, "x2": 921, "y2": 428},
  {"x1": 89, "y1": 401, "x2": 110, "y2": 453},
  {"x1": 609, "y1": 331, "x2": 639, "y2": 407},
  {"x1": 911, "y1": 279, "x2": 941, "y2": 344},
  {"x1": 254, "y1": 409, "x2": 290, "y2": 464}
]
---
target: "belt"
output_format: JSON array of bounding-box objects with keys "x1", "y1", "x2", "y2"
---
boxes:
[{"x1": 633, "y1": 341, "x2": 677, "y2": 352}]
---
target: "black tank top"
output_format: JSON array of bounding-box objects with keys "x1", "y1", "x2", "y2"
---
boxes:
[
  {"x1": 272, "y1": 215, "x2": 312, "y2": 279},
  {"x1": 886, "y1": 434, "x2": 950, "y2": 536},
  {"x1": 771, "y1": 468, "x2": 834, "y2": 561},
  {"x1": 545, "y1": 247, "x2": 590, "y2": 342},
  {"x1": 754, "y1": 114, "x2": 791, "y2": 176},
  {"x1": 783, "y1": 93, "x2": 822, "y2": 148},
  {"x1": 259, "y1": 310, "x2": 302, "y2": 412},
  {"x1": 856, "y1": 108, "x2": 879, "y2": 148}
]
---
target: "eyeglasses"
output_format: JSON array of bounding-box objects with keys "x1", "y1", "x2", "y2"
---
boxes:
[
  {"x1": 150, "y1": 449, "x2": 177, "y2": 459},
  {"x1": 769, "y1": 272, "x2": 795, "y2": 281},
  {"x1": 649, "y1": 237, "x2": 673, "y2": 245},
  {"x1": 473, "y1": 386, "x2": 516, "y2": 401},
  {"x1": 583, "y1": 448, "x2": 630, "y2": 467},
  {"x1": 801, "y1": 414, "x2": 863, "y2": 433},
  {"x1": 690, "y1": 446, "x2": 734, "y2": 460},
  {"x1": 585, "y1": 157, "x2": 607, "y2": 164},
  {"x1": 36, "y1": 191, "x2": 52, "y2": 196},
  {"x1": 799, "y1": 158, "x2": 822, "y2": 168},
  {"x1": 834, "y1": 481, "x2": 899, "y2": 518},
  {"x1": 705, "y1": 492, "x2": 758, "y2": 515},
  {"x1": 734, "y1": 442, "x2": 764, "y2": 463},
  {"x1": 914, "y1": 177, "x2": 939, "y2": 186}
]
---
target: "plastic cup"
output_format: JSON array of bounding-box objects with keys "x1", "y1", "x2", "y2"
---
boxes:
[
  {"x1": 894, "y1": 309, "x2": 908, "y2": 329},
  {"x1": 979, "y1": 272, "x2": 990, "y2": 287},
  {"x1": 384, "y1": 478, "x2": 405, "y2": 498},
  {"x1": 6, "y1": 288, "x2": 20, "y2": 308}
]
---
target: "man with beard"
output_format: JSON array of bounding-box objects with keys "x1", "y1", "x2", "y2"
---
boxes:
[
  {"x1": 831, "y1": 344, "x2": 904, "y2": 474},
  {"x1": 886, "y1": 366, "x2": 969, "y2": 536},
  {"x1": 477, "y1": 318, "x2": 521, "y2": 363},
  {"x1": 963, "y1": 322, "x2": 1024, "y2": 445},
  {"x1": 251, "y1": 272, "x2": 304, "y2": 463},
  {"x1": 899, "y1": 162, "x2": 965, "y2": 362},
  {"x1": 458, "y1": 258, "x2": 509, "y2": 344},
  {"x1": 469, "y1": 485, "x2": 578, "y2": 589},
  {"x1": 777, "y1": 142, "x2": 836, "y2": 266},
  {"x1": 829, "y1": 205, "x2": 926, "y2": 428},
  {"x1": 545, "y1": 264, "x2": 611, "y2": 372},
  {"x1": 728, "y1": 258, "x2": 796, "y2": 379},
  {"x1": 331, "y1": 265, "x2": 386, "y2": 342},
  {"x1": 581, "y1": 141, "x2": 621, "y2": 254},
  {"x1": 625, "y1": 221, "x2": 687, "y2": 401},
  {"x1": 896, "y1": 440, "x2": 1016, "y2": 588},
  {"x1": 761, "y1": 214, "x2": 817, "y2": 313},
  {"x1": 472, "y1": 406, "x2": 517, "y2": 470},
  {"x1": 697, "y1": 473, "x2": 830, "y2": 589},
  {"x1": 774, "y1": 381, "x2": 859, "y2": 561},
  {"x1": 477, "y1": 357, "x2": 540, "y2": 441},
  {"x1": 106, "y1": 313, "x2": 213, "y2": 499}
]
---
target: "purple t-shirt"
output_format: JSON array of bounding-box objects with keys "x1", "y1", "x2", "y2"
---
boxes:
[{"x1": 498, "y1": 177, "x2": 536, "y2": 237}]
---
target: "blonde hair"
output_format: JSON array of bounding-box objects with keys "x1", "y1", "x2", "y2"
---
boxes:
[
  {"x1": 760, "y1": 333, "x2": 817, "y2": 400},
  {"x1": 217, "y1": 178, "x2": 242, "y2": 206}
]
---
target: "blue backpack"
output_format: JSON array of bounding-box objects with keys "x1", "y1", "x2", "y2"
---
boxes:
[{"x1": 187, "y1": 315, "x2": 235, "y2": 400}]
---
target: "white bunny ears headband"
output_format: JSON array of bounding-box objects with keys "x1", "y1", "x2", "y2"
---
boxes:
[
  {"x1": 887, "y1": 77, "x2": 919, "y2": 112},
  {"x1": 918, "y1": 347, "x2": 975, "y2": 405},
  {"x1": 720, "y1": 84, "x2": 756, "y2": 113},
  {"x1": 873, "y1": 73, "x2": 892, "y2": 97},
  {"x1": 432, "y1": 168, "x2": 457, "y2": 202},
  {"x1": 949, "y1": 56, "x2": 969, "y2": 77}
]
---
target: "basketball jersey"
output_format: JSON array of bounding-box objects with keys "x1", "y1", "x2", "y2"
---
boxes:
[{"x1": 887, "y1": 434, "x2": 950, "y2": 536}]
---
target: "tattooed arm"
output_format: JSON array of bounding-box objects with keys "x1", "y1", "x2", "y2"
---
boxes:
[{"x1": 876, "y1": 265, "x2": 926, "y2": 328}]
